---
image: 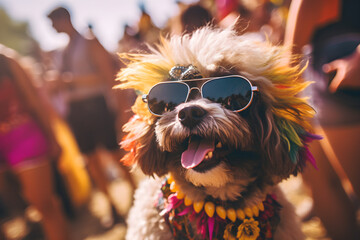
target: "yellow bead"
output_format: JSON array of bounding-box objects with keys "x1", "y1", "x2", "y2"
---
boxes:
[
  {"x1": 252, "y1": 205, "x2": 259, "y2": 217},
  {"x1": 170, "y1": 181, "x2": 178, "y2": 192},
  {"x1": 184, "y1": 196, "x2": 193, "y2": 206},
  {"x1": 167, "y1": 174, "x2": 174, "y2": 184},
  {"x1": 227, "y1": 208, "x2": 236, "y2": 222},
  {"x1": 193, "y1": 201, "x2": 205, "y2": 213},
  {"x1": 176, "y1": 190, "x2": 184, "y2": 199},
  {"x1": 204, "y1": 202, "x2": 215, "y2": 217},
  {"x1": 216, "y1": 206, "x2": 226, "y2": 220},
  {"x1": 244, "y1": 207, "x2": 253, "y2": 218},
  {"x1": 236, "y1": 209, "x2": 245, "y2": 220},
  {"x1": 258, "y1": 202, "x2": 264, "y2": 212}
]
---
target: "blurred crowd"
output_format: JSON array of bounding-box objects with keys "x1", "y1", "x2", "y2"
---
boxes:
[{"x1": 0, "y1": 0, "x2": 359, "y2": 239}]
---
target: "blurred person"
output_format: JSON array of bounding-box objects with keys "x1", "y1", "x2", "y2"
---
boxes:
[
  {"x1": 0, "y1": 44, "x2": 69, "y2": 240},
  {"x1": 119, "y1": 4, "x2": 160, "y2": 51},
  {"x1": 216, "y1": 0, "x2": 289, "y2": 44},
  {"x1": 167, "y1": 3, "x2": 214, "y2": 36},
  {"x1": 216, "y1": 0, "x2": 271, "y2": 31},
  {"x1": 85, "y1": 22, "x2": 136, "y2": 126},
  {"x1": 136, "y1": 6, "x2": 160, "y2": 45},
  {"x1": 117, "y1": 24, "x2": 142, "y2": 54},
  {"x1": 0, "y1": 171, "x2": 36, "y2": 239},
  {"x1": 215, "y1": 0, "x2": 239, "y2": 21},
  {"x1": 47, "y1": 6, "x2": 135, "y2": 227},
  {"x1": 285, "y1": 0, "x2": 360, "y2": 239},
  {"x1": 180, "y1": 4, "x2": 214, "y2": 34}
]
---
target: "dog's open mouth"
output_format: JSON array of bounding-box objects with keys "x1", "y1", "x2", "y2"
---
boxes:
[{"x1": 181, "y1": 135, "x2": 226, "y2": 171}]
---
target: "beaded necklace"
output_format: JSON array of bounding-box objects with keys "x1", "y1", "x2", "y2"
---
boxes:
[{"x1": 157, "y1": 175, "x2": 282, "y2": 240}]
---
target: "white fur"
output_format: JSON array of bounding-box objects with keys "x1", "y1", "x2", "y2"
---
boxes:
[
  {"x1": 167, "y1": 29, "x2": 278, "y2": 78},
  {"x1": 185, "y1": 162, "x2": 232, "y2": 188},
  {"x1": 126, "y1": 178, "x2": 172, "y2": 240}
]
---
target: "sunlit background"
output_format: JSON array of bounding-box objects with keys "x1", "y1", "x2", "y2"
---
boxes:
[
  {"x1": 0, "y1": 0, "x2": 197, "y2": 52},
  {"x1": 0, "y1": 0, "x2": 358, "y2": 239}
]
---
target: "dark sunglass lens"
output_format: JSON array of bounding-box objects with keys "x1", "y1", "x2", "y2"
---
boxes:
[
  {"x1": 148, "y1": 82, "x2": 188, "y2": 115},
  {"x1": 202, "y1": 77, "x2": 252, "y2": 111}
]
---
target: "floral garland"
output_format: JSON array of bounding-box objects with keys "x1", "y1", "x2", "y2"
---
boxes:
[{"x1": 156, "y1": 175, "x2": 282, "y2": 240}]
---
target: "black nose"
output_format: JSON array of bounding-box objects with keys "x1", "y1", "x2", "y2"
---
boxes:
[{"x1": 178, "y1": 106, "x2": 207, "y2": 128}]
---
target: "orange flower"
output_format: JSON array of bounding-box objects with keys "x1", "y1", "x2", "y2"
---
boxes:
[
  {"x1": 223, "y1": 223, "x2": 236, "y2": 240},
  {"x1": 236, "y1": 218, "x2": 260, "y2": 240}
]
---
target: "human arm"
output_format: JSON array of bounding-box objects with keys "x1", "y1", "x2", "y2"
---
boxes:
[
  {"x1": 87, "y1": 38, "x2": 116, "y2": 87},
  {"x1": 284, "y1": 0, "x2": 340, "y2": 56},
  {"x1": 323, "y1": 43, "x2": 360, "y2": 92}
]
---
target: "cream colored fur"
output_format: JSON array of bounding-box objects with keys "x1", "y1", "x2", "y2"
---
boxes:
[
  {"x1": 126, "y1": 178, "x2": 172, "y2": 240},
  {"x1": 185, "y1": 162, "x2": 232, "y2": 188},
  {"x1": 123, "y1": 25, "x2": 307, "y2": 240}
]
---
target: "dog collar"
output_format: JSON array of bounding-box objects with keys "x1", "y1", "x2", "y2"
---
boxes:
[{"x1": 156, "y1": 175, "x2": 282, "y2": 240}]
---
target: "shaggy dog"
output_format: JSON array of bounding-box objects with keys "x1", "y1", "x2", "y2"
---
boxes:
[{"x1": 116, "y1": 21, "x2": 319, "y2": 240}]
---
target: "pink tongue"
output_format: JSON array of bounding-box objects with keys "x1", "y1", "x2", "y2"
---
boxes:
[{"x1": 181, "y1": 137, "x2": 214, "y2": 169}]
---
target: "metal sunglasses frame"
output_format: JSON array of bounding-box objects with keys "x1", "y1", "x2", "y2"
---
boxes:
[{"x1": 142, "y1": 75, "x2": 259, "y2": 117}]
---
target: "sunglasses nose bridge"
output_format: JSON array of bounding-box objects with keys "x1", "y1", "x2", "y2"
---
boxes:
[{"x1": 186, "y1": 87, "x2": 202, "y2": 101}]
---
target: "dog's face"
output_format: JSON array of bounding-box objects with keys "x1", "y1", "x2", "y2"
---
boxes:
[{"x1": 117, "y1": 23, "x2": 317, "y2": 201}]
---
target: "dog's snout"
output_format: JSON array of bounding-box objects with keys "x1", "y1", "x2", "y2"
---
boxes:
[{"x1": 178, "y1": 106, "x2": 207, "y2": 128}]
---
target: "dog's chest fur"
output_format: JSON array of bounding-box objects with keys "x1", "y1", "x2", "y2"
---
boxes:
[{"x1": 126, "y1": 177, "x2": 305, "y2": 240}]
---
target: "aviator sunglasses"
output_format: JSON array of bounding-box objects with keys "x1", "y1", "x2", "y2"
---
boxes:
[{"x1": 142, "y1": 75, "x2": 259, "y2": 116}]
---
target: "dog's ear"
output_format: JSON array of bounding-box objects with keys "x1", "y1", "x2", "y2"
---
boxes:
[
  {"x1": 121, "y1": 116, "x2": 168, "y2": 177},
  {"x1": 136, "y1": 126, "x2": 168, "y2": 177},
  {"x1": 247, "y1": 99, "x2": 293, "y2": 178},
  {"x1": 248, "y1": 96, "x2": 317, "y2": 179}
]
